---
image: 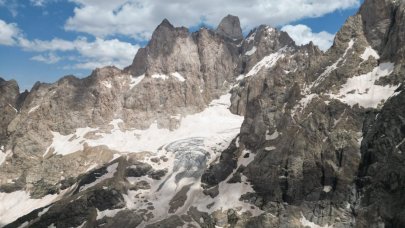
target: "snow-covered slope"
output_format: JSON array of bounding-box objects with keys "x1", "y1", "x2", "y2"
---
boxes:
[{"x1": 1, "y1": 1, "x2": 405, "y2": 227}]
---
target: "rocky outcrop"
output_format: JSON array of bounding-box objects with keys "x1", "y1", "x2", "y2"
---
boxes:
[
  {"x1": 0, "y1": 15, "x2": 243, "y2": 195},
  {"x1": 125, "y1": 17, "x2": 242, "y2": 103},
  {"x1": 223, "y1": 0, "x2": 405, "y2": 227},
  {"x1": 1, "y1": 0, "x2": 405, "y2": 227},
  {"x1": 356, "y1": 87, "x2": 405, "y2": 227},
  {"x1": 215, "y1": 14, "x2": 243, "y2": 41},
  {"x1": 0, "y1": 78, "x2": 24, "y2": 145}
]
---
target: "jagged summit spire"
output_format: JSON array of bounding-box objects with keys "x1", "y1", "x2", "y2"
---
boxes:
[
  {"x1": 158, "y1": 18, "x2": 174, "y2": 29},
  {"x1": 216, "y1": 14, "x2": 243, "y2": 40}
]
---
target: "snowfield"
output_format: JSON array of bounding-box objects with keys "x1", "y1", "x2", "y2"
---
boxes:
[
  {"x1": 0, "y1": 187, "x2": 72, "y2": 226},
  {"x1": 329, "y1": 62, "x2": 398, "y2": 108},
  {"x1": 2, "y1": 93, "x2": 252, "y2": 226},
  {"x1": 45, "y1": 93, "x2": 243, "y2": 156}
]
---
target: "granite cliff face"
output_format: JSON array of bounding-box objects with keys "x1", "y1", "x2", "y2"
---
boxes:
[{"x1": 0, "y1": 0, "x2": 405, "y2": 227}]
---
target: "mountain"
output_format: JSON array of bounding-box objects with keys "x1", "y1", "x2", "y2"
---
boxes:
[{"x1": 0, "y1": 0, "x2": 405, "y2": 227}]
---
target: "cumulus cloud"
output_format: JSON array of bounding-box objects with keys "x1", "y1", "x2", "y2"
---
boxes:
[
  {"x1": 0, "y1": 19, "x2": 20, "y2": 45},
  {"x1": 31, "y1": 52, "x2": 61, "y2": 64},
  {"x1": 65, "y1": 0, "x2": 360, "y2": 40},
  {"x1": 22, "y1": 37, "x2": 139, "y2": 69},
  {"x1": 19, "y1": 37, "x2": 77, "y2": 52},
  {"x1": 0, "y1": 20, "x2": 139, "y2": 69},
  {"x1": 73, "y1": 38, "x2": 139, "y2": 69},
  {"x1": 281, "y1": 24, "x2": 335, "y2": 51}
]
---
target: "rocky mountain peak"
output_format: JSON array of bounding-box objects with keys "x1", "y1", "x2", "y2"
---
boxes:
[
  {"x1": 0, "y1": 78, "x2": 22, "y2": 145},
  {"x1": 359, "y1": 0, "x2": 405, "y2": 59},
  {"x1": 125, "y1": 18, "x2": 191, "y2": 76},
  {"x1": 216, "y1": 14, "x2": 243, "y2": 40},
  {"x1": 1, "y1": 0, "x2": 405, "y2": 227},
  {"x1": 0, "y1": 79, "x2": 19, "y2": 97},
  {"x1": 158, "y1": 18, "x2": 174, "y2": 29},
  {"x1": 239, "y1": 25, "x2": 297, "y2": 74},
  {"x1": 359, "y1": 0, "x2": 395, "y2": 50}
]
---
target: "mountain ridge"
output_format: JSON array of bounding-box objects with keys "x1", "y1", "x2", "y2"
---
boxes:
[{"x1": 1, "y1": 0, "x2": 405, "y2": 227}]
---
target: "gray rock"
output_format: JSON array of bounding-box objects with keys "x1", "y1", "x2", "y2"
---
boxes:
[
  {"x1": 1, "y1": 0, "x2": 405, "y2": 227},
  {"x1": 356, "y1": 88, "x2": 405, "y2": 227},
  {"x1": 216, "y1": 15, "x2": 243, "y2": 40}
]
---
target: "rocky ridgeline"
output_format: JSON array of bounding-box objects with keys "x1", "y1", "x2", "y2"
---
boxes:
[
  {"x1": 0, "y1": 16, "x2": 242, "y2": 195},
  {"x1": 0, "y1": 0, "x2": 405, "y2": 227}
]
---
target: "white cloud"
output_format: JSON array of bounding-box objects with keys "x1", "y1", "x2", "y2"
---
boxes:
[
  {"x1": 281, "y1": 24, "x2": 335, "y2": 51},
  {"x1": 21, "y1": 37, "x2": 139, "y2": 69},
  {"x1": 19, "y1": 37, "x2": 77, "y2": 52},
  {"x1": 0, "y1": 20, "x2": 138, "y2": 69},
  {"x1": 31, "y1": 52, "x2": 61, "y2": 64},
  {"x1": 30, "y1": 0, "x2": 46, "y2": 7},
  {"x1": 74, "y1": 38, "x2": 139, "y2": 69},
  {"x1": 0, "y1": 19, "x2": 20, "y2": 45},
  {"x1": 65, "y1": 0, "x2": 360, "y2": 40}
]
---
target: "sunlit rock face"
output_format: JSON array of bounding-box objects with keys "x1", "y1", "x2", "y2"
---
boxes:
[{"x1": 1, "y1": 1, "x2": 405, "y2": 227}]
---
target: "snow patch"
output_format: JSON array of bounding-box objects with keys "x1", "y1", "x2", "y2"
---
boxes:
[
  {"x1": 110, "y1": 153, "x2": 121, "y2": 162},
  {"x1": 395, "y1": 138, "x2": 405, "y2": 154},
  {"x1": 45, "y1": 127, "x2": 98, "y2": 156},
  {"x1": 245, "y1": 46, "x2": 257, "y2": 56},
  {"x1": 235, "y1": 136, "x2": 240, "y2": 148},
  {"x1": 293, "y1": 94, "x2": 318, "y2": 114},
  {"x1": 85, "y1": 164, "x2": 98, "y2": 172},
  {"x1": 28, "y1": 105, "x2": 40, "y2": 114},
  {"x1": 328, "y1": 62, "x2": 398, "y2": 108},
  {"x1": 8, "y1": 104, "x2": 17, "y2": 113},
  {"x1": 0, "y1": 148, "x2": 11, "y2": 166},
  {"x1": 171, "y1": 72, "x2": 186, "y2": 82},
  {"x1": 299, "y1": 94, "x2": 318, "y2": 109},
  {"x1": 96, "y1": 208, "x2": 122, "y2": 220},
  {"x1": 265, "y1": 146, "x2": 276, "y2": 151},
  {"x1": 361, "y1": 46, "x2": 379, "y2": 61},
  {"x1": 151, "y1": 74, "x2": 169, "y2": 80},
  {"x1": 236, "y1": 74, "x2": 245, "y2": 81},
  {"x1": 266, "y1": 26, "x2": 275, "y2": 34},
  {"x1": 0, "y1": 191, "x2": 60, "y2": 225},
  {"x1": 151, "y1": 73, "x2": 186, "y2": 82},
  {"x1": 265, "y1": 130, "x2": 279, "y2": 140},
  {"x1": 38, "y1": 206, "x2": 50, "y2": 217},
  {"x1": 323, "y1": 185, "x2": 332, "y2": 193},
  {"x1": 300, "y1": 213, "x2": 333, "y2": 228},
  {"x1": 170, "y1": 114, "x2": 181, "y2": 120},
  {"x1": 129, "y1": 74, "x2": 145, "y2": 89},
  {"x1": 245, "y1": 49, "x2": 286, "y2": 77},
  {"x1": 246, "y1": 32, "x2": 256, "y2": 43},
  {"x1": 101, "y1": 81, "x2": 112, "y2": 88},
  {"x1": 109, "y1": 118, "x2": 123, "y2": 130}
]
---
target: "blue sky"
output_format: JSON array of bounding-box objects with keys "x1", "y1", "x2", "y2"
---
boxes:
[{"x1": 0, "y1": 0, "x2": 362, "y2": 91}]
